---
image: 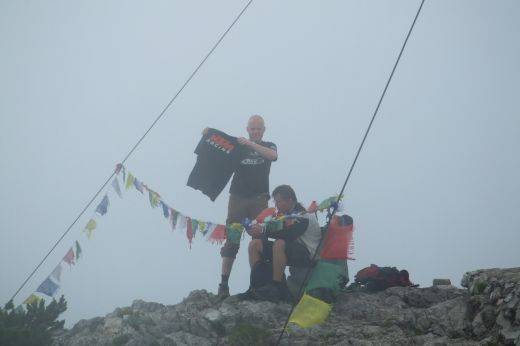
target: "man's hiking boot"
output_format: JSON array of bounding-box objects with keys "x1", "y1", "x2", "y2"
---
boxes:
[
  {"x1": 217, "y1": 283, "x2": 230, "y2": 299},
  {"x1": 235, "y1": 287, "x2": 255, "y2": 301},
  {"x1": 252, "y1": 281, "x2": 291, "y2": 303}
]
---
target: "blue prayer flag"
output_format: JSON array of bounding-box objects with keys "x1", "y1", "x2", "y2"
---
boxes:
[
  {"x1": 95, "y1": 195, "x2": 109, "y2": 215},
  {"x1": 161, "y1": 202, "x2": 170, "y2": 218},
  {"x1": 36, "y1": 277, "x2": 59, "y2": 297}
]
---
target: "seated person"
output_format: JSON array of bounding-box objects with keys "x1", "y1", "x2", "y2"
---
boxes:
[{"x1": 246, "y1": 184, "x2": 321, "y2": 302}]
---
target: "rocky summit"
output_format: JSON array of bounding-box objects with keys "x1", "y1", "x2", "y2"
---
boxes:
[{"x1": 53, "y1": 268, "x2": 520, "y2": 345}]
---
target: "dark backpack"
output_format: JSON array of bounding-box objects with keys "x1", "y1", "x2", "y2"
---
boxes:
[
  {"x1": 353, "y1": 264, "x2": 415, "y2": 292},
  {"x1": 250, "y1": 239, "x2": 274, "y2": 289}
]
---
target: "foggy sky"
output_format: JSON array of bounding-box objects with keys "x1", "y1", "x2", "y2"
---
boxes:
[{"x1": 1, "y1": 0, "x2": 519, "y2": 327}]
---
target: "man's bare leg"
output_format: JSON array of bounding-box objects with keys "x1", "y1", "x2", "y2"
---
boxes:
[
  {"x1": 248, "y1": 239, "x2": 263, "y2": 268},
  {"x1": 221, "y1": 257, "x2": 234, "y2": 277},
  {"x1": 272, "y1": 239, "x2": 287, "y2": 282}
]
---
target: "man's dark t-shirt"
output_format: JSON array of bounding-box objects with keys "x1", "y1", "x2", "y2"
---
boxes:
[
  {"x1": 229, "y1": 141, "x2": 277, "y2": 197},
  {"x1": 187, "y1": 129, "x2": 242, "y2": 201}
]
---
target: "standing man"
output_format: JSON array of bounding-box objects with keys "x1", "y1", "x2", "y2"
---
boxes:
[{"x1": 218, "y1": 115, "x2": 277, "y2": 298}]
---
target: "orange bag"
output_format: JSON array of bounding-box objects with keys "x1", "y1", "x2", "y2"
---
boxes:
[{"x1": 320, "y1": 215, "x2": 354, "y2": 260}]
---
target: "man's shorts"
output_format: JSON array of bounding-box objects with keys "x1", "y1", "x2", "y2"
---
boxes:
[
  {"x1": 262, "y1": 239, "x2": 312, "y2": 267},
  {"x1": 220, "y1": 193, "x2": 269, "y2": 259}
]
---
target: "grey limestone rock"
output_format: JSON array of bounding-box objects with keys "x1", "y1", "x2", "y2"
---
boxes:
[{"x1": 54, "y1": 268, "x2": 520, "y2": 345}]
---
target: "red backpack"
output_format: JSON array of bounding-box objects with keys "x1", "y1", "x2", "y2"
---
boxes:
[{"x1": 354, "y1": 264, "x2": 415, "y2": 292}]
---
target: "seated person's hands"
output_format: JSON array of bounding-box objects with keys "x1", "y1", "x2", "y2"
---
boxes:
[{"x1": 247, "y1": 223, "x2": 264, "y2": 238}]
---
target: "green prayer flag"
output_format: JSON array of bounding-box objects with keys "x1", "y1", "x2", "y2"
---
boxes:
[
  {"x1": 306, "y1": 260, "x2": 346, "y2": 292},
  {"x1": 191, "y1": 219, "x2": 199, "y2": 237},
  {"x1": 75, "y1": 241, "x2": 82, "y2": 260},
  {"x1": 318, "y1": 195, "x2": 343, "y2": 211},
  {"x1": 152, "y1": 193, "x2": 160, "y2": 207}
]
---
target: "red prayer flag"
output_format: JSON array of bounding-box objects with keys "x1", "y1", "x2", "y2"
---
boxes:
[
  {"x1": 63, "y1": 248, "x2": 75, "y2": 266},
  {"x1": 186, "y1": 217, "x2": 193, "y2": 248},
  {"x1": 208, "y1": 224, "x2": 226, "y2": 244}
]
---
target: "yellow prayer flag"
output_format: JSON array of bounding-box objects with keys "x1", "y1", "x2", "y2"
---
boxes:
[
  {"x1": 23, "y1": 294, "x2": 43, "y2": 305},
  {"x1": 289, "y1": 294, "x2": 331, "y2": 328},
  {"x1": 125, "y1": 173, "x2": 135, "y2": 190},
  {"x1": 84, "y1": 219, "x2": 97, "y2": 239}
]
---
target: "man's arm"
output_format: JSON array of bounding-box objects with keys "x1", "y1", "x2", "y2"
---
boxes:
[
  {"x1": 237, "y1": 138, "x2": 278, "y2": 161},
  {"x1": 266, "y1": 218, "x2": 308, "y2": 241}
]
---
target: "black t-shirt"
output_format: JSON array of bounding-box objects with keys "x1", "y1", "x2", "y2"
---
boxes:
[
  {"x1": 229, "y1": 141, "x2": 277, "y2": 197},
  {"x1": 187, "y1": 129, "x2": 242, "y2": 201}
]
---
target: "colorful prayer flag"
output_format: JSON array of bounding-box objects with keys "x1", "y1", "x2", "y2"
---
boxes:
[
  {"x1": 50, "y1": 264, "x2": 63, "y2": 282},
  {"x1": 169, "y1": 209, "x2": 179, "y2": 230},
  {"x1": 133, "y1": 178, "x2": 144, "y2": 193},
  {"x1": 203, "y1": 222, "x2": 215, "y2": 238},
  {"x1": 95, "y1": 195, "x2": 109, "y2": 215},
  {"x1": 125, "y1": 173, "x2": 135, "y2": 190},
  {"x1": 36, "y1": 277, "x2": 60, "y2": 297},
  {"x1": 148, "y1": 190, "x2": 155, "y2": 207},
  {"x1": 209, "y1": 224, "x2": 226, "y2": 243},
  {"x1": 152, "y1": 193, "x2": 160, "y2": 207},
  {"x1": 84, "y1": 219, "x2": 97, "y2": 239},
  {"x1": 75, "y1": 241, "x2": 82, "y2": 261},
  {"x1": 148, "y1": 190, "x2": 160, "y2": 208},
  {"x1": 23, "y1": 294, "x2": 43, "y2": 305},
  {"x1": 186, "y1": 217, "x2": 193, "y2": 248},
  {"x1": 289, "y1": 294, "x2": 331, "y2": 328},
  {"x1": 177, "y1": 214, "x2": 187, "y2": 230},
  {"x1": 63, "y1": 248, "x2": 75, "y2": 266},
  {"x1": 112, "y1": 177, "x2": 122, "y2": 198},
  {"x1": 161, "y1": 202, "x2": 170, "y2": 218},
  {"x1": 318, "y1": 195, "x2": 343, "y2": 212},
  {"x1": 191, "y1": 218, "x2": 199, "y2": 237},
  {"x1": 198, "y1": 221, "x2": 208, "y2": 236},
  {"x1": 305, "y1": 260, "x2": 346, "y2": 293}
]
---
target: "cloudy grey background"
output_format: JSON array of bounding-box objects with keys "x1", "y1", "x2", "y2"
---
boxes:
[{"x1": 1, "y1": 0, "x2": 519, "y2": 327}]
